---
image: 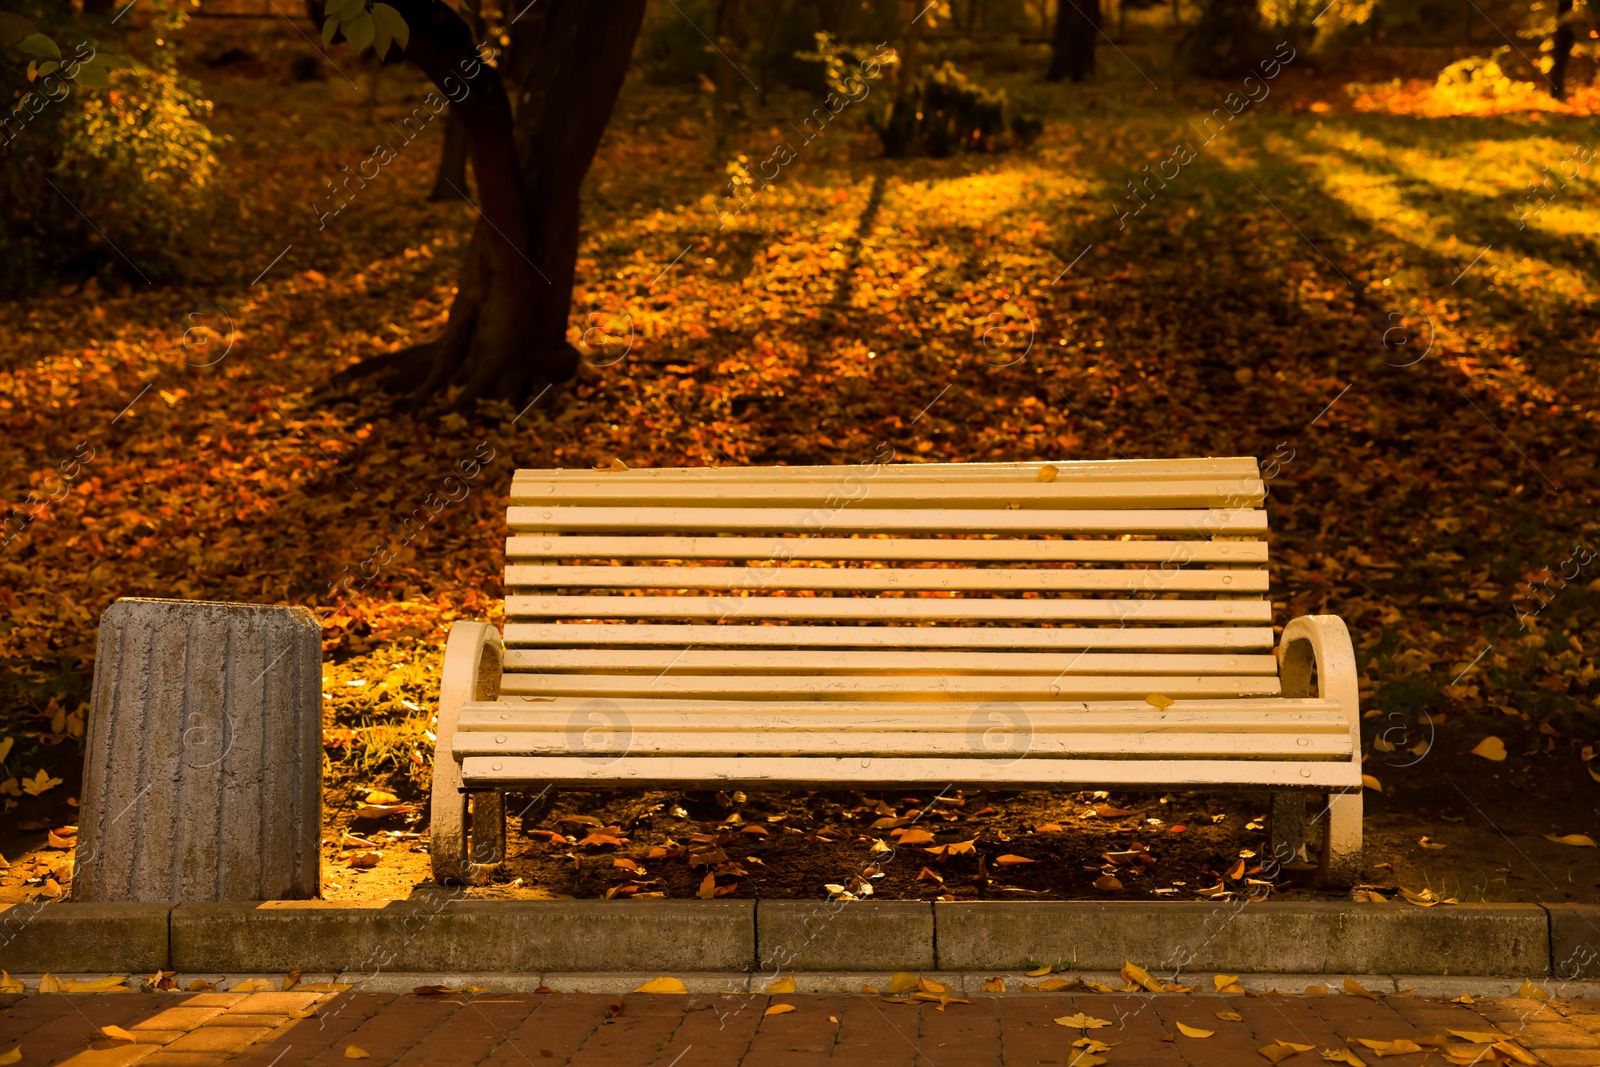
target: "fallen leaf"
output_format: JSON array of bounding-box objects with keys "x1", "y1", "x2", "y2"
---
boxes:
[
  {"x1": 1093, "y1": 805, "x2": 1137, "y2": 818},
  {"x1": 1491, "y1": 1040, "x2": 1541, "y2": 1065},
  {"x1": 888, "y1": 972, "x2": 920, "y2": 994},
  {"x1": 1418, "y1": 837, "x2": 1447, "y2": 850},
  {"x1": 1145, "y1": 694, "x2": 1174, "y2": 709},
  {"x1": 982, "y1": 977, "x2": 1006, "y2": 992},
  {"x1": 101, "y1": 1026, "x2": 138, "y2": 1043},
  {"x1": 766, "y1": 976, "x2": 796, "y2": 993},
  {"x1": 60, "y1": 976, "x2": 128, "y2": 993},
  {"x1": 612, "y1": 857, "x2": 641, "y2": 872},
  {"x1": 765, "y1": 1003, "x2": 796, "y2": 1016},
  {"x1": 1447, "y1": 1030, "x2": 1509, "y2": 1043},
  {"x1": 1361, "y1": 774, "x2": 1383, "y2": 792},
  {"x1": 1544, "y1": 833, "x2": 1598, "y2": 847},
  {"x1": 1471, "y1": 737, "x2": 1508, "y2": 761},
  {"x1": 1120, "y1": 961, "x2": 1165, "y2": 993},
  {"x1": 1218, "y1": 1011, "x2": 1244, "y2": 1021},
  {"x1": 45, "y1": 830, "x2": 73, "y2": 849},
  {"x1": 634, "y1": 977, "x2": 687, "y2": 994},
  {"x1": 1259, "y1": 1041, "x2": 1316, "y2": 1063},
  {"x1": 347, "y1": 851, "x2": 382, "y2": 869},
  {"x1": 1516, "y1": 978, "x2": 1550, "y2": 999},
  {"x1": 0, "y1": 1049, "x2": 18, "y2": 1066},
  {"x1": 1066, "y1": 1053, "x2": 1107, "y2": 1067},
  {"x1": 1449, "y1": 995, "x2": 1476, "y2": 1005},
  {"x1": 1343, "y1": 978, "x2": 1380, "y2": 1001},
  {"x1": 696, "y1": 872, "x2": 717, "y2": 899},
  {"x1": 345, "y1": 1046, "x2": 371, "y2": 1059},
  {"x1": 412, "y1": 985, "x2": 458, "y2": 996},
  {"x1": 354, "y1": 803, "x2": 418, "y2": 819},
  {"x1": 1214, "y1": 974, "x2": 1242, "y2": 992},
  {"x1": 364, "y1": 789, "x2": 400, "y2": 804},
  {"x1": 1321, "y1": 1050, "x2": 1367, "y2": 1065},
  {"x1": 1035, "y1": 978, "x2": 1082, "y2": 992},
  {"x1": 576, "y1": 834, "x2": 626, "y2": 848},
  {"x1": 924, "y1": 839, "x2": 977, "y2": 857},
  {"x1": 918, "y1": 976, "x2": 949, "y2": 993},
  {"x1": 1399, "y1": 886, "x2": 1457, "y2": 907},
  {"x1": 994, "y1": 854, "x2": 1036, "y2": 865},
  {"x1": 1093, "y1": 874, "x2": 1123, "y2": 891},
  {"x1": 1025, "y1": 965, "x2": 1053, "y2": 977},
  {"x1": 296, "y1": 982, "x2": 353, "y2": 993},
  {"x1": 21, "y1": 769, "x2": 62, "y2": 796},
  {"x1": 915, "y1": 867, "x2": 943, "y2": 883},
  {"x1": 1305, "y1": 985, "x2": 1329, "y2": 995},
  {"x1": 228, "y1": 978, "x2": 276, "y2": 992},
  {"x1": 1177, "y1": 1022, "x2": 1214, "y2": 1038},
  {"x1": 1353, "y1": 1037, "x2": 1424, "y2": 1055},
  {"x1": 0, "y1": 972, "x2": 21, "y2": 994},
  {"x1": 1039, "y1": 465, "x2": 1059, "y2": 482},
  {"x1": 897, "y1": 829, "x2": 935, "y2": 845},
  {"x1": 1055, "y1": 1013, "x2": 1112, "y2": 1029}
]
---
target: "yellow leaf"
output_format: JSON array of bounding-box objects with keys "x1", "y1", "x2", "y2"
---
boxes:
[
  {"x1": 0, "y1": 737, "x2": 11, "y2": 763},
  {"x1": 0, "y1": 972, "x2": 21, "y2": 994},
  {"x1": 764, "y1": 1003, "x2": 796, "y2": 1016},
  {"x1": 1470, "y1": 737, "x2": 1507, "y2": 761},
  {"x1": 917, "y1": 976, "x2": 948, "y2": 993},
  {"x1": 634, "y1": 977, "x2": 687, "y2": 994},
  {"x1": 1447, "y1": 1030, "x2": 1508, "y2": 1043},
  {"x1": 229, "y1": 978, "x2": 276, "y2": 992},
  {"x1": 1305, "y1": 985, "x2": 1329, "y2": 995},
  {"x1": 888, "y1": 972, "x2": 920, "y2": 994},
  {"x1": 1177, "y1": 1022, "x2": 1214, "y2": 1038},
  {"x1": 0, "y1": 779, "x2": 18, "y2": 798},
  {"x1": 1214, "y1": 973, "x2": 1242, "y2": 992},
  {"x1": 765, "y1": 975, "x2": 796, "y2": 993},
  {"x1": 61, "y1": 976, "x2": 128, "y2": 993},
  {"x1": 21, "y1": 768, "x2": 62, "y2": 796},
  {"x1": 1321, "y1": 1050, "x2": 1367, "y2": 1065},
  {"x1": 364, "y1": 789, "x2": 400, "y2": 804},
  {"x1": 982, "y1": 977, "x2": 1006, "y2": 992},
  {"x1": 1036, "y1": 978, "x2": 1081, "y2": 992},
  {"x1": 696, "y1": 872, "x2": 717, "y2": 900},
  {"x1": 1544, "y1": 833, "x2": 1598, "y2": 847},
  {"x1": 1260, "y1": 1041, "x2": 1316, "y2": 1062},
  {"x1": 1492, "y1": 1040, "x2": 1541, "y2": 1065},
  {"x1": 296, "y1": 982, "x2": 353, "y2": 993},
  {"x1": 1145, "y1": 693, "x2": 1174, "y2": 709},
  {"x1": 1361, "y1": 774, "x2": 1383, "y2": 792},
  {"x1": 1038, "y1": 465, "x2": 1059, "y2": 482},
  {"x1": 345, "y1": 1045, "x2": 371, "y2": 1059},
  {"x1": 0, "y1": 1047, "x2": 18, "y2": 1066},
  {"x1": 1074, "y1": 1038, "x2": 1113, "y2": 1053},
  {"x1": 994, "y1": 854, "x2": 1036, "y2": 865},
  {"x1": 1055, "y1": 1013, "x2": 1113, "y2": 1029},
  {"x1": 1120, "y1": 961, "x2": 1165, "y2": 993},
  {"x1": 101, "y1": 1025, "x2": 138, "y2": 1043},
  {"x1": 1217, "y1": 1011, "x2": 1244, "y2": 1021},
  {"x1": 1418, "y1": 836, "x2": 1446, "y2": 850},
  {"x1": 36, "y1": 974, "x2": 58, "y2": 993},
  {"x1": 1066, "y1": 1053, "x2": 1107, "y2": 1067},
  {"x1": 1516, "y1": 978, "x2": 1550, "y2": 999},
  {"x1": 1343, "y1": 978, "x2": 1380, "y2": 1001},
  {"x1": 1449, "y1": 995, "x2": 1475, "y2": 1005},
  {"x1": 829, "y1": 1015, "x2": 838, "y2": 1023},
  {"x1": 897, "y1": 829, "x2": 935, "y2": 845},
  {"x1": 1025, "y1": 965, "x2": 1053, "y2": 977},
  {"x1": 1353, "y1": 1037, "x2": 1424, "y2": 1055}
]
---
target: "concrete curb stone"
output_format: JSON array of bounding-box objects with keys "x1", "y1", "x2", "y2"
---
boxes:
[
  {"x1": 0, "y1": 901, "x2": 171, "y2": 973},
  {"x1": 756, "y1": 901, "x2": 933, "y2": 972}
]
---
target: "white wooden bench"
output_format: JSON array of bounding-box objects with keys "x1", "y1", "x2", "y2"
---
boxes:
[{"x1": 428, "y1": 457, "x2": 1363, "y2": 888}]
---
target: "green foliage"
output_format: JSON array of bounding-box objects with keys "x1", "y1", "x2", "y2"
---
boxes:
[
  {"x1": 322, "y1": 0, "x2": 409, "y2": 61},
  {"x1": 0, "y1": 60, "x2": 225, "y2": 293},
  {"x1": 871, "y1": 61, "x2": 1029, "y2": 158}
]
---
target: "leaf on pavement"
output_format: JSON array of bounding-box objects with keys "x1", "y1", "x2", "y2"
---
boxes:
[
  {"x1": 765, "y1": 975, "x2": 796, "y2": 993},
  {"x1": 764, "y1": 1004, "x2": 796, "y2": 1016},
  {"x1": 1054, "y1": 1013, "x2": 1112, "y2": 1029},
  {"x1": 1544, "y1": 833, "x2": 1598, "y2": 847},
  {"x1": 634, "y1": 977, "x2": 687, "y2": 994},
  {"x1": 1343, "y1": 978, "x2": 1381, "y2": 1001},
  {"x1": 1177, "y1": 1023, "x2": 1214, "y2": 1038},
  {"x1": 1470, "y1": 737, "x2": 1507, "y2": 761}
]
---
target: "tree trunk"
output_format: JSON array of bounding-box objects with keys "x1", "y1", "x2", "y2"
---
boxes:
[
  {"x1": 428, "y1": 112, "x2": 471, "y2": 202},
  {"x1": 341, "y1": 0, "x2": 646, "y2": 409},
  {"x1": 712, "y1": 0, "x2": 746, "y2": 150},
  {"x1": 1047, "y1": 0, "x2": 1099, "y2": 82},
  {"x1": 1551, "y1": 0, "x2": 1575, "y2": 99}
]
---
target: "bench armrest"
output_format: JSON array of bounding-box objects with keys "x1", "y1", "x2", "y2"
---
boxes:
[
  {"x1": 1278, "y1": 614, "x2": 1359, "y2": 730},
  {"x1": 430, "y1": 620, "x2": 503, "y2": 883}
]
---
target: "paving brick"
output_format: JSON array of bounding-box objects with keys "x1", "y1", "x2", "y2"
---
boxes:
[
  {"x1": 223, "y1": 993, "x2": 394, "y2": 1066},
  {"x1": 225, "y1": 991, "x2": 323, "y2": 1014},
  {"x1": 202, "y1": 1013, "x2": 288, "y2": 1028},
  {"x1": 649, "y1": 995, "x2": 766, "y2": 1067},
  {"x1": 130, "y1": 1007, "x2": 228, "y2": 1031},
  {"x1": 565, "y1": 994, "x2": 690, "y2": 1067},
  {"x1": 1535, "y1": 1052, "x2": 1600, "y2": 1066},
  {"x1": 161, "y1": 1024, "x2": 274, "y2": 1053},
  {"x1": 477, "y1": 993, "x2": 610, "y2": 1067},
  {"x1": 1504, "y1": 1021, "x2": 1600, "y2": 1047},
  {"x1": 137, "y1": 1053, "x2": 235, "y2": 1067},
  {"x1": 390, "y1": 995, "x2": 538, "y2": 1067},
  {"x1": 301, "y1": 993, "x2": 465, "y2": 1067},
  {"x1": 55, "y1": 1048, "x2": 162, "y2": 1066}
]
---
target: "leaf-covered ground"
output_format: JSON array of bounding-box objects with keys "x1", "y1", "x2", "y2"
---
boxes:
[{"x1": 3, "y1": 21, "x2": 1599, "y2": 904}]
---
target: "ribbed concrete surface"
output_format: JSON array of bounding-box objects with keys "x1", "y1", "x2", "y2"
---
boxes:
[{"x1": 72, "y1": 598, "x2": 321, "y2": 903}]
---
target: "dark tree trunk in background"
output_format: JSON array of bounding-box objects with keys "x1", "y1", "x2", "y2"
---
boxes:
[
  {"x1": 428, "y1": 112, "x2": 470, "y2": 202},
  {"x1": 338, "y1": 0, "x2": 646, "y2": 408},
  {"x1": 712, "y1": 0, "x2": 747, "y2": 149},
  {"x1": 1551, "y1": 0, "x2": 1575, "y2": 99},
  {"x1": 1047, "y1": 0, "x2": 1099, "y2": 82}
]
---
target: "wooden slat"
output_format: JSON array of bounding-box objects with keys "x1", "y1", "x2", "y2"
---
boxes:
[
  {"x1": 461, "y1": 696, "x2": 1338, "y2": 716},
  {"x1": 459, "y1": 755, "x2": 1361, "y2": 789},
  {"x1": 454, "y1": 732, "x2": 1349, "y2": 760},
  {"x1": 504, "y1": 564, "x2": 1267, "y2": 594},
  {"x1": 509, "y1": 480, "x2": 1264, "y2": 509},
  {"x1": 500, "y1": 649, "x2": 1280, "y2": 675},
  {"x1": 514, "y1": 457, "x2": 1263, "y2": 481},
  {"x1": 506, "y1": 506, "x2": 1268, "y2": 535},
  {"x1": 506, "y1": 535, "x2": 1269, "y2": 564},
  {"x1": 505, "y1": 595, "x2": 1272, "y2": 623},
  {"x1": 496, "y1": 673, "x2": 1281, "y2": 700},
  {"x1": 502, "y1": 624, "x2": 1276, "y2": 650}
]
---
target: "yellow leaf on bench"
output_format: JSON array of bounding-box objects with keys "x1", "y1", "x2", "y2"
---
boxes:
[{"x1": 1145, "y1": 694, "x2": 1174, "y2": 709}]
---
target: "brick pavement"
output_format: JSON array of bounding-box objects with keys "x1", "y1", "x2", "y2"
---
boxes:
[{"x1": 3, "y1": 989, "x2": 1599, "y2": 1066}]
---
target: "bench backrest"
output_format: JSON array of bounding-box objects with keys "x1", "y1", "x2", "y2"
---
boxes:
[{"x1": 499, "y1": 457, "x2": 1276, "y2": 702}]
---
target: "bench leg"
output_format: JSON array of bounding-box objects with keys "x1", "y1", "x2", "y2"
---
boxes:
[
  {"x1": 1318, "y1": 790, "x2": 1363, "y2": 889},
  {"x1": 470, "y1": 792, "x2": 507, "y2": 866},
  {"x1": 430, "y1": 620, "x2": 504, "y2": 885},
  {"x1": 1268, "y1": 793, "x2": 1309, "y2": 868}
]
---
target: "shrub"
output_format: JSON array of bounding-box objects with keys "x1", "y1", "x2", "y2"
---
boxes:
[{"x1": 872, "y1": 61, "x2": 1029, "y2": 158}]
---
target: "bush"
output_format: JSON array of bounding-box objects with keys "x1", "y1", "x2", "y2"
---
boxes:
[
  {"x1": 0, "y1": 10, "x2": 222, "y2": 293},
  {"x1": 872, "y1": 61, "x2": 1032, "y2": 158}
]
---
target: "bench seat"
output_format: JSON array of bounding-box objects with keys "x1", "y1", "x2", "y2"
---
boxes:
[{"x1": 428, "y1": 457, "x2": 1363, "y2": 888}]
